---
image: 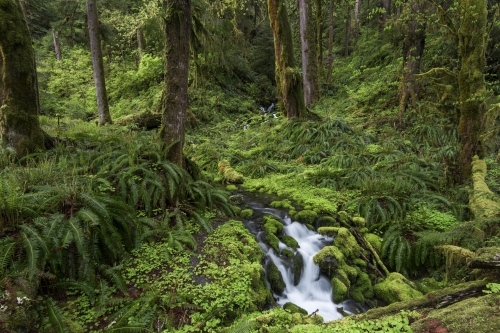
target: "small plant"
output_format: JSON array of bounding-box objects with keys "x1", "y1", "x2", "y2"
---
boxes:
[{"x1": 483, "y1": 283, "x2": 500, "y2": 294}]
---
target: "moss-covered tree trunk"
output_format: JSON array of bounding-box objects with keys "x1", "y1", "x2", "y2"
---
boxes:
[
  {"x1": 137, "y1": 27, "x2": 144, "y2": 64},
  {"x1": 86, "y1": 0, "x2": 112, "y2": 125},
  {"x1": 298, "y1": 0, "x2": 319, "y2": 106},
  {"x1": 0, "y1": 0, "x2": 45, "y2": 156},
  {"x1": 354, "y1": 0, "x2": 361, "y2": 44},
  {"x1": 53, "y1": 30, "x2": 62, "y2": 61},
  {"x1": 326, "y1": 0, "x2": 335, "y2": 84},
  {"x1": 398, "y1": 0, "x2": 426, "y2": 116},
  {"x1": 268, "y1": 0, "x2": 306, "y2": 119},
  {"x1": 158, "y1": 0, "x2": 191, "y2": 167},
  {"x1": 457, "y1": 0, "x2": 488, "y2": 182}
]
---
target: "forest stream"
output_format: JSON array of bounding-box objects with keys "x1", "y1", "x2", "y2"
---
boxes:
[{"x1": 239, "y1": 192, "x2": 368, "y2": 321}]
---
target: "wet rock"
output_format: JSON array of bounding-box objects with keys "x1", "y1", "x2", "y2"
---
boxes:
[
  {"x1": 283, "y1": 302, "x2": 308, "y2": 315},
  {"x1": 293, "y1": 252, "x2": 304, "y2": 286},
  {"x1": 266, "y1": 261, "x2": 285, "y2": 294}
]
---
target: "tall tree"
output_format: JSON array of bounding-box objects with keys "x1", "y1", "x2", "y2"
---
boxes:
[
  {"x1": 456, "y1": 0, "x2": 488, "y2": 181},
  {"x1": 298, "y1": 0, "x2": 319, "y2": 105},
  {"x1": 354, "y1": 0, "x2": 361, "y2": 44},
  {"x1": 0, "y1": 0, "x2": 45, "y2": 156},
  {"x1": 326, "y1": 0, "x2": 335, "y2": 84},
  {"x1": 268, "y1": 0, "x2": 306, "y2": 119},
  {"x1": 158, "y1": 0, "x2": 191, "y2": 167},
  {"x1": 53, "y1": 29, "x2": 62, "y2": 60},
  {"x1": 86, "y1": 0, "x2": 112, "y2": 125},
  {"x1": 398, "y1": 0, "x2": 426, "y2": 116}
]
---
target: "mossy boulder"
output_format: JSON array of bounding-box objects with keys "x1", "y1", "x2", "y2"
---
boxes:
[
  {"x1": 266, "y1": 261, "x2": 286, "y2": 294},
  {"x1": 364, "y1": 233, "x2": 382, "y2": 253},
  {"x1": 295, "y1": 209, "x2": 318, "y2": 225},
  {"x1": 350, "y1": 271, "x2": 374, "y2": 304},
  {"x1": 317, "y1": 215, "x2": 339, "y2": 228},
  {"x1": 283, "y1": 302, "x2": 308, "y2": 315},
  {"x1": 353, "y1": 258, "x2": 367, "y2": 268},
  {"x1": 332, "y1": 277, "x2": 349, "y2": 303},
  {"x1": 293, "y1": 252, "x2": 304, "y2": 286},
  {"x1": 226, "y1": 184, "x2": 238, "y2": 191},
  {"x1": 338, "y1": 211, "x2": 349, "y2": 224},
  {"x1": 263, "y1": 216, "x2": 284, "y2": 235},
  {"x1": 281, "y1": 235, "x2": 299, "y2": 249},
  {"x1": 313, "y1": 246, "x2": 345, "y2": 278},
  {"x1": 264, "y1": 232, "x2": 280, "y2": 253},
  {"x1": 218, "y1": 160, "x2": 245, "y2": 183},
  {"x1": 373, "y1": 273, "x2": 423, "y2": 304},
  {"x1": 352, "y1": 216, "x2": 366, "y2": 228},
  {"x1": 281, "y1": 248, "x2": 294, "y2": 258},
  {"x1": 270, "y1": 199, "x2": 293, "y2": 209},
  {"x1": 318, "y1": 227, "x2": 361, "y2": 259},
  {"x1": 240, "y1": 209, "x2": 253, "y2": 219}
]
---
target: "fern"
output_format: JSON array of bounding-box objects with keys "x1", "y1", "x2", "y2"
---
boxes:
[{"x1": 46, "y1": 298, "x2": 69, "y2": 333}]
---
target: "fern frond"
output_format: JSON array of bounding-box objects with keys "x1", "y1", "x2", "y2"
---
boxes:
[
  {"x1": 21, "y1": 232, "x2": 39, "y2": 279},
  {"x1": 46, "y1": 299, "x2": 68, "y2": 333}
]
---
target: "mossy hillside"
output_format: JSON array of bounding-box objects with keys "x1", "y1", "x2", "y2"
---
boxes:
[{"x1": 373, "y1": 273, "x2": 423, "y2": 305}]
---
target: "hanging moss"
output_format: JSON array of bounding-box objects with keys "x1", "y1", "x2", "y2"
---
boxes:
[
  {"x1": 266, "y1": 261, "x2": 286, "y2": 294},
  {"x1": 436, "y1": 245, "x2": 476, "y2": 281},
  {"x1": 373, "y1": 272, "x2": 423, "y2": 304}
]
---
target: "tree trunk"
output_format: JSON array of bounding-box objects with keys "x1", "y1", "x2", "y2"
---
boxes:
[
  {"x1": 158, "y1": 0, "x2": 191, "y2": 167},
  {"x1": 398, "y1": 0, "x2": 426, "y2": 116},
  {"x1": 137, "y1": 27, "x2": 144, "y2": 64},
  {"x1": 315, "y1": 0, "x2": 322, "y2": 98},
  {"x1": 354, "y1": 0, "x2": 361, "y2": 45},
  {"x1": 457, "y1": 0, "x2": 488, "y2": 182},
  {"x1": 345, "y1": 7, "x2": 351, "y2": 56},
  {"x1": 86, "y1": 0, "x2": 112, "y2": 125},
  {"x1": 326, "y1": 0, "x2": 334, "y2": 84},
  {"x1": 298, "y1": 0, "x2": 319, "y2": 106},
  {"x1": 0, "y1": 0, "x2": 45, "y2": 156},
  {"x1": 53, "y1": 30, "x2": 62, "y2": 61},
  {"x1": 268, "y1": 0, "x2": 306, "y2": 119}
]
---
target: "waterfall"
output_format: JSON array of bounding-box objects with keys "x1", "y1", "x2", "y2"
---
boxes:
[{"x1": 242, "y1": 200, "x2": 366, "y2": 322}]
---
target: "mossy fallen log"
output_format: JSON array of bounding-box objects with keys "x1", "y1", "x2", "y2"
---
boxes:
[{"x1": 467, "y1": 247, "x2": 500, "y2": 269}]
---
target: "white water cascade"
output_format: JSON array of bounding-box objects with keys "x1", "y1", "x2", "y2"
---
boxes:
[{"x1": 241, "y1": 200, "x2": 366, "y2": 322}]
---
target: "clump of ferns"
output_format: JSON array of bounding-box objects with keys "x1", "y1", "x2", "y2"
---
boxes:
[
  {"x1": 237, "y1": 157, "x2": 279, "y2": 178},
  {"x1": 282, "y1": 118, "x2": 354, "y2": 146}
]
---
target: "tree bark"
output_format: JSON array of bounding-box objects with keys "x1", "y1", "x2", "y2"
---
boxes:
[
  {"x1": 86, "y1": 0, "x2": 112, "y2": 125},
  {"x1": 158, "y1": 0, "x2": 191, "y2": 167},
  {"x1": 53, "y1": 30, "x2": 62, "y2": 61},
  {"x1": 298, "y1": 0, "x2": 319, "y2": 106},
  {"x1": 326, "y1": 0, "x2": 334, "y2": 84},
  {"x1": 457, "y1": 0, "x2": 488, "y2": 182},
  {"x1": 345, "y1": 7, "x2": 351, "y2": 56},
  {"x1": 398, "y1": 0, "x2": 426, "y2": 116},
  {"x1": 354, "y1": 0, "x2": 361, "y2": 45},
  {"x1": 137, "y1": 27, "x2": 144, "y2": 64},
  {"x1": 0, "y1": 0, "x2": 45, "y2": 156},
  {"x1": 268, "y1": 0, "x2": 306, "y2": 119}
]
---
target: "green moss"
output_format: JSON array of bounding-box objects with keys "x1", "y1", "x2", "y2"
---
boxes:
[
  {"x1": 353, "y1": 258, "x2": 367, "y2": 268},
  {"x1": 352, "y1": 216, "x2": 366, "y2": 228},
  {"x1": 415, "y1": 277, "x2": 444, "y2": 294},
  {"x1": 263, "y1": 216, "x2": 284, "y2": 235},
  {"x1": 232, "y1": 206, "x2": 242, "y2": 216},
  {"x1": 317, "y1": 215, "x2": 339, "y2": 228},
  {"x1": 305, "y1": 224, "x2": 314, "y2": 230},
  {"x1": 281, "y1": 235, "x2": 299, "y2": 249},
  {"x1": 318, "y1": 227, "x2": 361, "y2": 259},
  {"x1": 281, "y1": 248, "x2": 294, "y2": 258},
  {"x1": 293, "y1": 252, "x2": 304, "y2": 286},
  {"x1": 373, "y1": 272, "x2": 423, "y2": 304},
  {"x1": 264, "y1": 232, "x2": 280, "y2": 253},
  {"x1": 332, "y1": 277, "x2": 349, "y2": 303},
  {"x1": 270, "y1": 199, "x2": 293, "y2": 209},
  {"x1": 218, "y1": 160, "x2": 244, "y2": 183},
  {"x1": 226, "y1": 184, "x2": 238, "y2": 191},
  {"x1": 240, "y1": 209, "x2": 254, "y2": 219},
  {"x1": 470, "y1": 156, "x2": 500, "y2": 219},
  {"x1": 364, "y1": 233, "x2": 382, "y2": 253},
  {"x1": 437, "y1": 245, "x2": 476, "y2": 281},
  {"x1": 295, "y1": 209, "x2": 318, "y2": 224},
  {"x1": 283, "y1": 302, "x2": 308, "y2": 315},
  {"x1": 351, "y1": 271, "x2": 374, "y2": 304},
  {"x1": 338, "y1": 211, "x2": 349, "y2": 224},
  {"x1": 468, "y1": 247, "x2": 500, "y2": 267},
  {"x1": 267, "y1": 261, "x2": 286, "y2": 294},
  {"x1": 313, "y1": 246, "x2": 345, "y2": 278}
]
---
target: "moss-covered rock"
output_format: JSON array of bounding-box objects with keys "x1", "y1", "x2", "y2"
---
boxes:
[
  {"x1": 218, "y1": 160, "x2": 245, "y2": 183},
  {"x1": 240, "y1": 209, "x2": 253, "y2": 219},
  {"x1": 351, "y1": 271, "x2": 374, "y2": 304},
  {"x1": 364, "y1": 233, "x2": 382, "y2": 253},
  {"x1": 281, "y1": 235, "x2": 299, "y2": 249},
  {"x1": 263, "y1": 216, "x2": 284, "y2": 235},
  {"x1": 332, "y1": 276, "x2": 349, "y2": 303},
  {"x1": 467, "y1": 246, "x2": 500, "y2": 269},
  {"x1": 283, "y1": 302, "x2": 308, "y2": 315},
  {"x1": 338, "y1": 211, "x2": 349, "y2": 224},
  {"x1": 295, "y1": 209, "x2": 318, "y2": 225},
  {"x1": 373, "y1": 272, "x2": 423, "y2": 304},
  {"x1": 226, "y1": 184, "x2": 238, "y2": 191},
  {"x1": 317, "y1": 215, "x2": 339, "y2": 228},
  {"x1": 281, "y1": 248, "x2": 294, "y2": 258},
  {"x1": 353, "y1": 258, "x2": 367, "y2": 268},
  {"x1": 266, "y1": 261, "x2": 286, "y2": 294},
  {"x1": 270, "y1": 199, "x2": 293, "y2": 209},
  {"x1": 318, "y1": 227, "x2": 361, "y2": 259},
  {"x1": 293, "y1": 252, "x2": 304, "y2": 286},
  {"x1": 352, "y1": 216, "x2": 366, "y2": 228},
  {"x1": 264, "y1": 232, "x2": 280, "y2": 253},
  {"x1": 313, "y1": 246, "x2": 345, "y2": 278}
]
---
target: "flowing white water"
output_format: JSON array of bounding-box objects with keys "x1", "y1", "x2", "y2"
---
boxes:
[{"x1": 241, "y1": 201, "x2": 367, "y2": 322}]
